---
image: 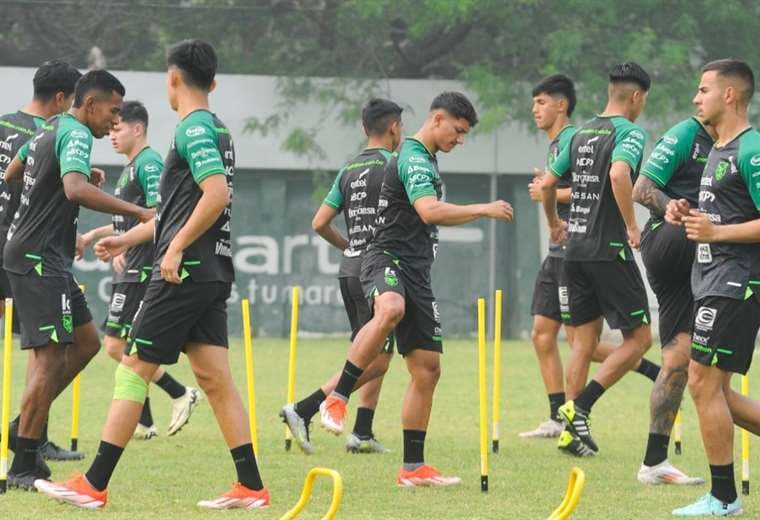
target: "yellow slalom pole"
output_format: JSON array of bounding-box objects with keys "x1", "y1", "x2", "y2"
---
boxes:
[
  {"x1": 241, "y1": 299, "x2": 260, "y2": 456},
  {"x1": 1, "y1": 298, "x2": 14, "y2": 494},
  {"x1": 477, "y1": 297, "x2": 488, "y2": 492},
  {"x1": 674, "y1": 410, "x2": 682, "y2": 455},
  {"x1": 742, "y1": 375, "x2": 750, "y2": 496},
  {"x1": 285, "y1": 286, "x2": 300, "y2": 451},
  {"x1": 71, "y1": 284, "x2": 85, "y2": 451},
  {"x1": 492, "y1": 289, "x2": 502, "y2": 454}
]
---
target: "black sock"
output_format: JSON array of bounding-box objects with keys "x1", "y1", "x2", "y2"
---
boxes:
[
  {"x1": 635, "y1": 358, "x2": 661, "y2": 382},
  {"x1": 155, "y1": 372, "x2": 186, "y2": 399},
  {"x1": 10, "y1": 437, "x2": 39, "y2": 473},
  {"x1": 333, "y1": 361, "x2": 363, "y2": 400},
  {"x1": 643, "y1": 433, "x2": 670, "y2": 467},
  {"x1": 403, "y1": 429, "x2": 426, "y2": 465},
  {"x1": 574, "y1": 380, "x2": 606, "y2": 413},
  {"x1": 710, "y1": 463, "x2": 738, "y2": 504},
  {"x1": 139, "y1": 397, "x2": 154, "y2": 427},
  {"x1": 295, "y1": 388, "x2": 326, "y2": 421},
  {"x1": 85, "y1": 441, "x2": 125, "y2": 491},
  {"x1": 230, "y1": 443, "x2": 263, "y2": 491},
  {"x1": 548, "y1": 392, "x2": 566, "y2": 421},
  {"x1": 353, "y1": 407, "x2": 375, "y2": 439}
]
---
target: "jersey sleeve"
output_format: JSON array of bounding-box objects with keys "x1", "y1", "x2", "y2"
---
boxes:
[
  {"x1": 549, "y1": 140, "x2": 571, "y2": 178},
  {"x1": 738, "y1": 141, "x2": 760, "y2": 211},
  {"x1": 641, "y1": 120, "x2": 696, "y2": 187},
  {"x1": 16, "y1": 141, "x2": 30, "y2": 163},
  {"x1": 57, "y1": 128, "x2": 93, "y2": 178},
  {"x1": 136, "y1": 155, "x2": 163, "y2": 207},
  {"x1": 323, "y1": 168, "x2": 345, "y2": 210},
  {"x1": 176, "y1": 116, "x2": 225, "y2": 184},
  {"x1": 612, "y1": 124, "x2": 647, "y2": 173},
  {"x1": 399, "y1": 152, "x2": 437, "y2": 203}
]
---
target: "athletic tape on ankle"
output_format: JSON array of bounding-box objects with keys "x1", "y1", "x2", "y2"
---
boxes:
[{"x1": 113, "y1": 363, "x2": 149, "y2": 403}]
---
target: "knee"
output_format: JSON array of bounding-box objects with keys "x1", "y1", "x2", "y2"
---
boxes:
[
  {"x1": 192, "y1": 365, "x2": 228, "y2": 396},
  {"x1": 687, "y1": 363, "x2": 708, "y2": 401},
  {"x1": 638, "y1": 327, "x2": 653, "y2": 352},
  {"x1": 103, "y1": 338, "x2": 125, "y2": 362},
  {"x1": 411, "y1": 361, "x2": 441, "y2": 388},
  {"x1": 375, "y1": 298, "x2": 404, "y2": 329}
]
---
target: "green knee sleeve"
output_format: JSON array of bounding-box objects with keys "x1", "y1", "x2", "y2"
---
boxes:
[{"x1": 113, "y1": 363, "x2": 149, "y2": 403}]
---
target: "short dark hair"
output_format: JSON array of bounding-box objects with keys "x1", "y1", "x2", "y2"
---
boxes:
[
  {"x1": 72, "y1": 70, "x2": 126, "y2": 108},
  {"x1": 362, "y1": 98, "x2": 403, "y2": 136},
  {"x1": 167, "y1": 39, "x2": 217, "y2": 90},
  {"x1": 33, "y1": 60, "x2": 82, "y2": 102},
  {"x1": 609, "y1": 62, "x2": 651, "y2": 92},
  {"x1": 430, "y1": 91, "x2": 478, "y2": 127},
  {"x1": 532, "y1": 74, "x2": 577, "y2": 116},
  {"x1": 703, "y1": 58, "x2": 755, "y2": 104},
  {"x1": 119, "y1": 100, "x2": 149, "y2": 129}
]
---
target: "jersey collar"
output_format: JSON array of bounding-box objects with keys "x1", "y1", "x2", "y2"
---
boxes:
[{"x1": 405, "y1": 137, "x2": 435, "y2": 158}]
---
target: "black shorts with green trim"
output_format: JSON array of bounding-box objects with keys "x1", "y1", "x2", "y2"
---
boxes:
[
  {"x1": 0, "y1": 262, "x2": 21, "y2": 334},
  {"x1": 103, "y1": 281, "x2": 149, "y2": 340},
  {"x1": 7, "y1": 271, "x2": 92, "y2": 349},
  {"x1": 360, "y1": 250, "x2": 441, "y2": 357},
  {"x1": 339, "y1": 275, "x2": 394, "y2": 354},
  {"x1": 563, "y1": 258, "x2": 650, "y2": 331},
  {"x1": 530, "y1": 255, "x2": 568, "y2": 323},
  {"x1": 126, "y1": 279, "x2": 230, "y2": 365},
  {"x1": 691, "y1": 295, "x2": 760, "y2": 375}
]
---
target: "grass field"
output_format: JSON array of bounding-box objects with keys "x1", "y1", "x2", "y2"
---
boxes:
[{"x1": 2, "y1": 336, "x2": 759, "y2": 519}]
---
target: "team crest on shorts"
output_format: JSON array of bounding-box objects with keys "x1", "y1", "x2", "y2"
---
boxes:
[{"x1": 384, "y1": 267, "x2": 398, "y2": 287}]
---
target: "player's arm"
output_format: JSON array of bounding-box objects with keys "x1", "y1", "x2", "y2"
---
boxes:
[
  {"x1": 3, "y1": 156, "x2": 25, "y2": 182},
  {"x1": 81, "y1": 224, "x2": 114, "y2": 246},
  {"x1": 542, "y1": 139, "x2": 571, "y2": 241},
  {"x1": 413, "y1": 196, "x2": 512, "y2": 225},
  {"x1": 632, "y1": 175, "x2": 672, "y2": 217},
  {"x1": 529, "y1": 168, "x2": 571, "y2": 203},
  {"x1": 63, "y1": 173, "x2": 153, "y2": 221},
  {"x1": 94, "y1": 218, "x2": 155, "y2": 261},
  {"x1": 312, "y1": 204, "x2": 348, "y2": 250},
  {"x1": 610, "y1": 161, "x2": 641, "y2": 247}
]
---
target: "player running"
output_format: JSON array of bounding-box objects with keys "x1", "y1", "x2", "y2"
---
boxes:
[
  {"x1": 541, "y1": 63, "x2": 653, "y2": 457},
  {"x1": 281, "y1": 98, "x2": 403, "y2": 454},
  {"x1": 35, "y1": 39, "x2": 269, "y2": 510},
  {"x1": 524, "y1": 74, "x2": 660, "y2": 438},
  {"x1": 319, "y1": 92, "x2": 513, "y2": 487},
  {"x1": 81, "y1": 101, "x2": 200, "y2": 441}
]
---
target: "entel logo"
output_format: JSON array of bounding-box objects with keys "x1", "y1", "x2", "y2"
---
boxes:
[
  {"x1": 751, "y1": 155, "x2": 760, "y2": 167},
  {"x1": 663, "y1": 135, "x2": 678, "y2": 145},
  {"x1": 185, "y1": 126, "x2": 206, "y2": 137}
]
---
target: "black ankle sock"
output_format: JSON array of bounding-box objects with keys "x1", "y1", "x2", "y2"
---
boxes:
[
  {"x1": 10, "y1": 437, "x2": 39, "y2": 473},
  {"x1": 643, "y1": 433, "x2": 670, "y2": 467},
  {"x1": 155, "y1": 372, "x2": 186, "y2": 399},
  {"x1": 295, "y1": 388, "x2": 326, "y2": 421},
  {"x1": 635, "y1": 358, "x2": 661, "y2": 382},
  {"x1": 353, "y1": 407, "x2": 375, "y2": 439},
  {"x1": 230, "y1": 443, "x2": 263, "y2": 491},
  {"x1": 548, "y1": 392, "x2": 566, "y2": 421},
  {"x1": 333, "y1": 361, "x2": 363, "y2": 400},
  {"x1": 140, "y1": 397, "x2": 154, "y2": 427},
  {"x1": 574, "y1": 380, "x2": 606, "y2": 413},
  {"x1": 85, "y1": 441, "x2": 124, "y2": 491},
  {"x1": 403, "y1": 429, "x2": 426, "y2": 465},
  {"x1": 710, "y1": 463, "x2": 738, "y2": 504}
]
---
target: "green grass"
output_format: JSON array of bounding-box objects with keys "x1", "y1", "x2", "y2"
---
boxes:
[{"x1": 2, "y1": 337, "x2": 759, "y2": 519}]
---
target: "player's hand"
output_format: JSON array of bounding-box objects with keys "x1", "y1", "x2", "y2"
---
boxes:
[
  {"x1": 95, "y1": 236, "x2": 128, "y2": 262},
  {"x1": 161, "y1": 244, "x2": 183, "y2": 284},
  {"x1": 137, "y1": 207, "x2": 156, "y2": 223},
  {"x1": 90, "y1": 167, "x2": 106, "y2": 189},
  {"x1": 665, "y1": 198, "x2": 690, "y2": 226},
  {"x1": 528, "y1": 168, "x2": 544, "y2": 201},
  {"x1": 549, "y1": 219, "x2": 567, "y2": 243},
  {"x1": 683, "y1": 209, "x2": 717, "y2": 243},
  {"x1": 75, "y1": 233, "x2": 85, "y2": 260},
  {"x1": 112, "y1": 253, "x2": 126, "y2": 273},
  {"x1": 485, "y1": 200, "x2": 514, "y2": 221},
  {"x1": 627, "y1": 225, "x2": 641, "y2": 250}
]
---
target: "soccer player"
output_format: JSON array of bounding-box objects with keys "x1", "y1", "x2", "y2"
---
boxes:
[
  {"x1": 80, "y1": 100, "x2": 200, "y2": 441},
  {"x1": 669, "y1": 59, "x2": 760, "y2": 517},
  {"x1": 281, "y1": 98, "x2": 403, "y2": 454},
  {"x1": 2, "y1": 69, "x2": 153, "y2": 489},
  {"x1": 633, "y1": 114, "x2": 715, "y2": 484},
  {"x1": 541, "y1": 63, "x2": 653, "y2": 457},
  {"x1": 35, "y1": 40, "x2": 269, "y2": 510},
  {"x1": 319, "y1": 92, "x2": 513, "y2": 486},
  {"x1": 0, "y1": 60, "x2": 85, "y2": 464},
  {"x1": 523, "y1": 74, "x2": 660, "y2": 438}
]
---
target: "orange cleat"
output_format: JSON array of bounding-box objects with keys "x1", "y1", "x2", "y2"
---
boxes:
[
  {"x1": 396, "y1": 465, "x2": 462, "y2": 487},
  {"x1": 35, "y1": 474, "x2": 108, "y2": 510},
  {"x1": 319, "y1": 395, "x2": 347, "y2": 435},
  {"x1": 197, "y1": 482, "x2": 270, "y2": 510}
]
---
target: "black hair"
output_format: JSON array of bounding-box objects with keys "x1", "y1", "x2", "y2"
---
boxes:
[
  {"x1": 532, "y1": 74, "x2": 577, "y2": 116},
  {"x1": 167, "y1": 39, "x2": 217, "y2": 90},
  {"x1": 362, "y1": 98, "x2": 403, "y2": 136},
  {"x1": 72, "y1": 70, "x2": 126, "y2": 108},
  {"x1": 703, "y1": 58, "x2": 755, "y2": 104},
  {"x1": 609, "y1": 62, "x2": 651, "y2": 92},
  {"x1": 430, "y1": 91, "x2": 478, "y2": 127},
  {"x1": 33, "y1": 60, "x2": 82, "y2": 102},
  {"x1": 119, "y1": 100, "x2": 149, "y2": 129}
]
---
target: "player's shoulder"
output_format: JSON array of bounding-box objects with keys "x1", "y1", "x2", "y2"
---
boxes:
[
  {"x1": 661, "y1": 117, "x2": 701, "y2": 144},
  {"x1": 556, "y1": 125, "x2": 576, "y2": 149},
  {"x1": 57, "y1": 114, "x2": 92, "y2": 143},
  {"x1": 176, "y1": 110, "x2": 217, "y2": 141},
  {"x1": 611, "y1": 116, "x2": 645, "y2": 137},
  {"x1": 736, "y1": 127, "x2": 760, "y2": 169},
  {"x1": 398, "y1": 138, "x2": 433, "y2": 167},
  {"x1": 135, "y1": 146, "x2": 164, "y2": 171}
]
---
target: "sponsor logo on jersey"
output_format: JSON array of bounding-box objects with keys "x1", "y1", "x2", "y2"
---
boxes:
[
  {"x1": 695, "y1": 306, "x2": 717, "y2": 329},
  {"x1": 751, "y1": 154, "x2": 760, "y2": 167},
  {"x1": 185, "y1": 125, "x2": 206, "y2": 137}
]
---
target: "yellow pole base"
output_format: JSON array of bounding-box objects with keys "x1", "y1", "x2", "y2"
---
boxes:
[
  {"x1": 548, "y1": 467, "x2": 585, "y2": 520},
  {"x1": 280, "y1": 467, "x2": 343, "y2": 520}
]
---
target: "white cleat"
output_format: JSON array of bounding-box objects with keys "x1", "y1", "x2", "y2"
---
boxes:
[
  {"x1": 519, "y1": 419, "x2": 564, "y2": 438},
  {"x1": 319, "y1": 396, "x2": 346, "y2": 436},
  {"x1": 168, "y1": 387, "x2": 202, "y2": 436},
  {"x1": 396, "y1": 465, "x2": 462, "y2": 487},
  {"x1": 638, "y1": 460, "x2": 705, "y2": 486},
  {"x1": 133, "y1": 423, "x2": 159, "y2": 440},
  {"x1": 279, "y1": 404, "x2": 314, "y2": 454},
  {"x1": 196, "y1": 483, "x2": 270, "y2": 510}
]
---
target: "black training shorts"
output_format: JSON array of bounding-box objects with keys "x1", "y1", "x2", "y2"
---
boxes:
[
  {"x1": 531, "y1": 256, "x2": 570, "y2": 324},
  {"x1": 339, "y1": 275, "x2": 394, "y2": 354},
  {"x1": 103, "y1": 281, "x2": 149, "y2": 340}
]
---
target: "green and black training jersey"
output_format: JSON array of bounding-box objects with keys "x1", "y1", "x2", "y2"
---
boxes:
[
  {"x1": 3, "y1": 113, "x2": 93, "y2": 277},
  {"x1": 641, "y1": 117, "x2": 713, "y2": 218},
  {"x1": 0, "y1": 111, "x2": 45, "y2": 252},
  {"x1": 153, "y1": 109, "x2": 233, "y2": 283},
  {"x1": 691, "y1": 127, "x2": 760, "y2": 301},
  {"x1": 324, "y1": 147, "x2": 392, "y2": 278},
  {"x1": 112, "y1": 146, "x2": 163, "y2": 284},
  {"x1": 369, "y1": 137, "x2": 442, "y2": 271},
  {"x1": 551, "y1": 115, "x2": 647, "y2": 262},
  {"x1": 546, "y1": 125, "x2": 575, "y2": 258}
]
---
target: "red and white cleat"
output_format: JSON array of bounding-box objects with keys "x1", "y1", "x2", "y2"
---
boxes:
[
  {"x1": 637, "y1": 460, "x2": 705, "y2": 486},
  {"x1": 197, "y1": 482, "x2": 270, "y2": 510},
  {"x1": 320, "y1": 396, "x2": 347, "y2": 435},
  {"x1": 35, "y1": 474, "x2": 108, "y2": 510},
  {"x1": 397, "y1": 465, "x2": 462, "y2": 487}
]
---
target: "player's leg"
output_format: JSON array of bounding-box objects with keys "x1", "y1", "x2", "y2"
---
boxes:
[
  {"x1": 348, "y1": 350, "x2": 393, "y2": 453},
  {"x1": 725, "y1": 383, "x2": 760, "y2": 435},
  {"x1": 592, "y1": 341, "x2": 660, "y2": 381}
]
